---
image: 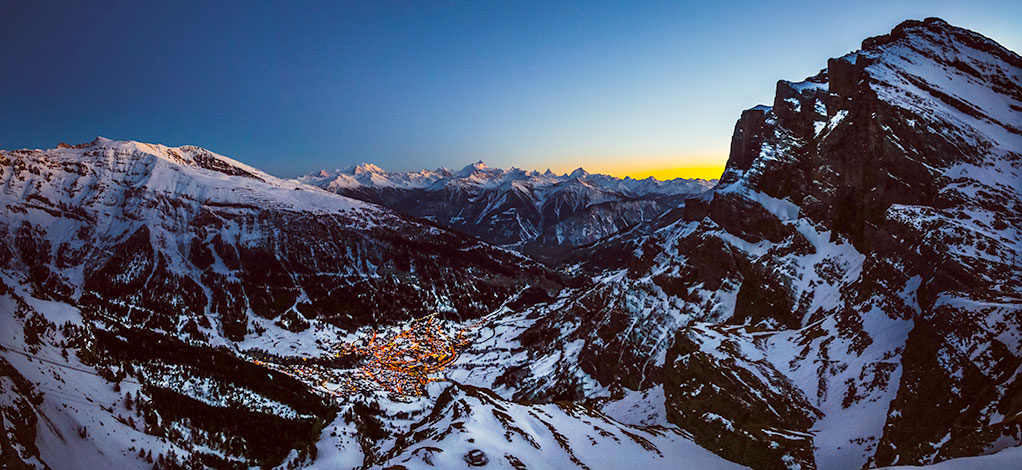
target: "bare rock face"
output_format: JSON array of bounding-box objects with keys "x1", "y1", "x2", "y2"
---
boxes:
[{"x1": 722, "y1": 107, "x2": 770, "y2": 184}]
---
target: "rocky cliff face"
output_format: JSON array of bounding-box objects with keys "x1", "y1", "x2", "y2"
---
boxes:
[
  {"x1": 713, "y1": 18, "x2": 1022, "y2": 466},
  {"x1": 449, "y1": 17, "x2": 1021, "y2": 469}
]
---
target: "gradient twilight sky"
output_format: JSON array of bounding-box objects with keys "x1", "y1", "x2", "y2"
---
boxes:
[{"x1": 2, "y1": 1, "x2": 1020, "y2": 179}]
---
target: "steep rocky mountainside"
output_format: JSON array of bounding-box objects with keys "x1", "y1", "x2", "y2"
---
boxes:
[
  {"x1": 299, "y1": 162, "x2": 714, "y2": 259},
  {"x1": 1, "y1": 17, "x2": 1020, "y2": 470},
  {"x1": 459, "y1": 17, "x2": 1020, "y2": 469}
]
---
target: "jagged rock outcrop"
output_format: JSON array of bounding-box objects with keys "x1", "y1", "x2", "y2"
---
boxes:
[{"x1": 663, "y1": 324, "x2": 819, "y2": 469}]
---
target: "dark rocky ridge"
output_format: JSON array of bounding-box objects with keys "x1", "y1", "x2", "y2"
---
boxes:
[{"x1": 676, "y1": 17, "x2": 1021, "y2": 467}]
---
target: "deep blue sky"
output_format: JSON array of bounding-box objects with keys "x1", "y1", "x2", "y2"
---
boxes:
[{"x1": 2, "y1": 1, "x2": 1019, "y2": 178}]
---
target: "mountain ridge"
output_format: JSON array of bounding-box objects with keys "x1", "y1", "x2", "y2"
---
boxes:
[{"x1": 299, "y1": 160, "x2": 716, "y2": 258}]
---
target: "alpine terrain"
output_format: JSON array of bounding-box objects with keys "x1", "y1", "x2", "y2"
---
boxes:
[
  {"x1": 1, "y1": 17, "x2": 1020, "y2": 470},
  {"x1": 298, "y1": 163, "x2": 714, "y2": 260}
]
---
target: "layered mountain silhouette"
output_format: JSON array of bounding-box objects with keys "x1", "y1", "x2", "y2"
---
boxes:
[{"x1": 299, "y1": 161, "x2": 714, "y2": 260}]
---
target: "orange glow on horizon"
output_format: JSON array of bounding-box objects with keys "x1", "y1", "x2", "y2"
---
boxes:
[
  {"x1": 545, "y1": 152, "x2": 727, "y2": 182},
  {"x1": 620, "y1": 165, "x2": 725, "y2": 181}
]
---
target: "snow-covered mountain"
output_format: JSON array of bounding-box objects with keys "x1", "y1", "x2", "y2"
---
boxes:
[
  {"x1": 298, "y1": 161, "x2": 715, "y2": 258},
  {"x1": 1, "y1": 16, "x2": 1020, "y2": 470},
  {"x1": 0, "y1": 136, "x2": 567, "y2": 468},
  {"x1": 0, "y1": 137, "x2": 561, "y2": 337}
]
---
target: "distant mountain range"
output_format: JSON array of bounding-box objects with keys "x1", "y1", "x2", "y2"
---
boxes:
[
  {"x1": 298, "y1": 161, "x2": 715, "y2": 259},
  {"x1": 1, "y1": 17, "x2": 1020, "y2": 470}
]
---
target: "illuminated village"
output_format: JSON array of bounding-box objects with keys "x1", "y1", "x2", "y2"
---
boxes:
[{"x1": 252, "y1": 314, "x2": 480, "y2": 398}]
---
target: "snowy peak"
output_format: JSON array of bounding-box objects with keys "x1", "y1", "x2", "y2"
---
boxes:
[
  {"x1": 656, "y1": 17, "x2": 1022, "y2": 468},
  {"x1": 0, "y1": 136, "x2": 556, "y2": 338},
  {"x1": 723, "y1": 16, "x2": 1021, "y2": 189},
  {"x1": 459, "y1": 160, "x2": 489, "y2": 175},
  {"x1": 88, "y1": 136, "x2": 269, "y2": 180},
  {"x1": 2, "y1": 137, "x2": 374, "y2": 216},
  {"x1": 855, "y1": 17, "x2": 1022, "y2": 140},
  {"x1": 861, "y1": 17, "x2": 1019, "y2": 67},
  {"x1": 301, "y1": 161, "x2": 716, "y2": 194},
  {"x1": 346, "y1": 162, "x2": 385, "y2": 175}
]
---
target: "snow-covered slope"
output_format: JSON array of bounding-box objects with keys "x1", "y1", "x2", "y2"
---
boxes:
[
  {"x1": 299, "y1": 161, "x2": 715, "y2": 257},
  {"x1": 377, "y1": 384, "x2": 748, "y2": 470},
  {"x1": 878, "y1": 445, "x2": 1022, "y2": 470}
]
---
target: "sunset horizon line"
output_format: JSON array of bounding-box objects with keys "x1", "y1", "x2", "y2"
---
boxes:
[{"x1": 325, "y1": 159, "x2": 728, "y2": 182}]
